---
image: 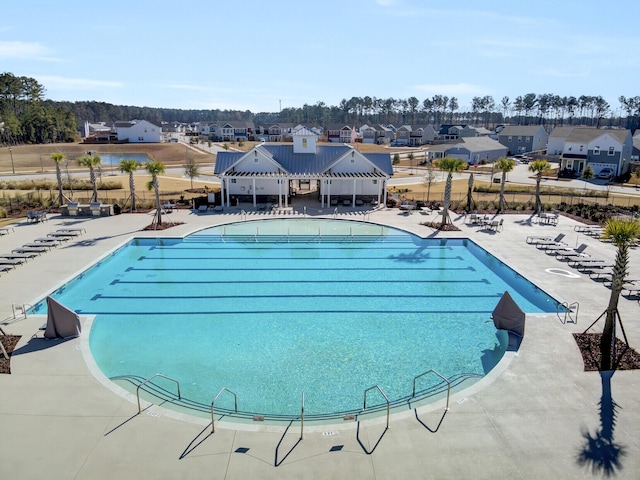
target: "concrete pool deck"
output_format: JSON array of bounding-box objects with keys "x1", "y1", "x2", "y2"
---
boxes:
[{"x1": 1, "y1": 205, "x2": 639, "y2": 479}]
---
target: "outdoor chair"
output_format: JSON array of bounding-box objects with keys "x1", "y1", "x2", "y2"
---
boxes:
[
  {"x1": 526, "y1": 233, "x2": 565, "y2": 245},
  {"x1": 546, "y1": 243, "x2": 588, "y2": 257}
]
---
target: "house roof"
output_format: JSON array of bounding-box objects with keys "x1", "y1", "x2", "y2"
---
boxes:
[
  {"x1": 214, "y1": 144, "x2": 393, "y2": 177},
  {"x1": 457, "y1": 136, "x2": 508, "y2": 153},
  {"x1": 563, "y1": 127, "x2": 629, "y2": 144},
  {"x1": 499, "y1": 125, "x2": 546, "y2": 136}
]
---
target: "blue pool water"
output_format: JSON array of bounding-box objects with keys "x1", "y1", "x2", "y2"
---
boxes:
[{"x1": 35, "y1": 219, "x2": 558, "y2": 418}]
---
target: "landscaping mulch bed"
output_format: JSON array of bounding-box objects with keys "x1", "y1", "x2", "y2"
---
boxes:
[
  {"x1": 573, "y1": 333, "x2": 640, "y2": 371},
  {"x1": 0, "y1": 335, "x2": 22, "y2": 374},
  {"x1": 420, "y1": 221, "x2": 461, "y2": 231},
  {"x1": 142, "y1": 222, "x2": 184, "y2": 231}
]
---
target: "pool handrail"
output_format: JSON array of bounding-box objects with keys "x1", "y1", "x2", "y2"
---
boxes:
[
  {"x1": 412, "y1": 369, "x2": 450, "y2": 411},
  {"x1": 363, "y1": 385, "x2": 390, "y2": 429},
  {"x1": 211, "y1": 387, "x2": 238, "y2": 433},
  {"x1": 136, "y1": 373, "x2": 181, "y2": 413}
]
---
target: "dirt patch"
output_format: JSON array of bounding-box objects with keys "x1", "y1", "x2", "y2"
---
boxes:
[
  {"x1": 0, "y1": 335, "x2": 22, "y2": 374},
  {"x1": 573, "y1": 333, "x2": 640, "y2": 371}
]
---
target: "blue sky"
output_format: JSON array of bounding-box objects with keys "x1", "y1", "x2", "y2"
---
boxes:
[{"x1": 1, "y1": 0, "x2": 638, "y2": 115}]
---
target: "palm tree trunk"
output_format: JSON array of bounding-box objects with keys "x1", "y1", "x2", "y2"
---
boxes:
[
  {"x1": 600, "y1": 246, "x2": 628, "y2": 370},
  {"x1": 90, "y1": 167, "x2": 98, "y2": 202},
  {"x1": 441, "y1": 173, "x2": 452, "y2": 227},
  {"x1": 535, "y1": 176, "x2": 542, "y2": 214},
  {"x1": 498, "y1": 172, "x2": 506, "y2": 212},
  {"x1": 154, "y1": 177, "x2": 162, "y2": 225},
  {"x1": 129, "y1": 173, "x2": 136, "y2": 211},
  {"x1": 55, "y1": 163, "x2": 64, "y2": 206}
]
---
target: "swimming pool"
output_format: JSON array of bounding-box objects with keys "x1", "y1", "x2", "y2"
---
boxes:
[{"x1": 35, "y1": 219, "x2": 558, "y2": 420}]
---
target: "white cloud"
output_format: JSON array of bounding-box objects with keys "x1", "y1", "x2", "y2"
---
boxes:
[
  {"x1": 0, "y1": 40, "x2": 55, "y2": 60},
  {"x1": 35, "y1": 75, "x2": 123, "y2": 90}
]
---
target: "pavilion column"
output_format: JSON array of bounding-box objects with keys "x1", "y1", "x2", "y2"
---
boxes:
[
  {"x1": 226, "y1": 178, "x2": 231, "y2": 207},
  {"x1": 352, "y1": 179, "x2": 356, "y2": 206},
  {"x1": 327, "y1": 178, "x2": 331, "y2": 207},
  {"x1": 252, "y1": 178, "x2": 256, "y2": 207},
  {"x1": 278, "y1": 178, "x2": 282, "y2": 207},
  {"x1": 382, "y1": 179, "x2": 387, "y2": 208},
  {"x1": 219, "y1": 176, "x2": 225, "y2": 207}
]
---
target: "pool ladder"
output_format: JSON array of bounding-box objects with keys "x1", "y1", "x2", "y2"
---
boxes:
[{"x1": 557, "y1": 301, "x2": 579, "y2": 324}]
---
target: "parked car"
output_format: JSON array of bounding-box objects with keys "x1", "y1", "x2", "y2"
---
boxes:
[{"x1": 598, "y1": 168, "x2": 614, "y2": 179}]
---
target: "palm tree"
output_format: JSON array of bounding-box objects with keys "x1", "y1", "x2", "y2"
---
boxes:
[
  {"x1": 466, "y1": 171, "x2": 474, "y2": 212},
  {"x1": 494, "y1": 157, "x2": 516, "y2": 212},
  {"x1": 76, "y1": 153, "x2": 102, "y2": 202},
  {"x1": 119, "y1": 158, "x2": 140, "y2": 211},
  {"x1": 435, "y1": 157, "x2": 467, "y2": 227},
  {"x1": 145, "y1": 161, "x2": 165, "y2": 226},
  {"x1": 528, "y1": 159, "x2": 552, "y2": 214},
  {"x1": 582, "y1": 164, "x2": 595, "y2": 190},
  {"x1": 50, "y1": 152, "x2": 66, "y2": 206},
  {"x1": 598, "y1": 218, "x2": 640, "y2": 371}
]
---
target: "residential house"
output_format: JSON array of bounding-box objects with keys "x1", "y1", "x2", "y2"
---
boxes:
[
  {"x1": 428, "y1": 137, "x2": 508, "y2": 165},
  {"x1": 436, "y1": 125, "x2": 465, "y2": 141},
  {"x1": 407, "y1": 125, "x2": 437, "y2": 146},
  {"x1": 115, "y1": 120, "x2": 162, "y2": 143},
  {"x1": 213, "y1": 121, "x2": 255, "y2": 142},
  {"x1": 394, "y1": 125, "x2": 411, "y2": 145},
  {"x1": 360, "y1": 124, "x2": 394, "y2": 144},
  {"x1": 548, "y1": 126, "x2": 632, "y2": 177},
  {"x1": 326, "y1": 125, "x2": 356, "y2": 143},
  {"x1": 214, "y1": 130, "x2": 393, "y2": 208},
  {"x1": 497, "y1": 126, "x2": 548, "y2": 155},
  {"x1": 630, "y1": 130, "x2": 640, "y2": 164}
]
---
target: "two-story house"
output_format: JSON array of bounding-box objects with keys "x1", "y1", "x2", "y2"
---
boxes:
[
  {"x1": 326, "y1": 125, "x2": 356, "y2": 143},
  {"x1": 548, "y1": 126, "x2": 632, "y2": 178},
  {"x1": 115, "y1": 120, "x2": 162, "y2": 143},
  {"x1": 497, "y1": 126, "x2": 548, "y2": 155}
]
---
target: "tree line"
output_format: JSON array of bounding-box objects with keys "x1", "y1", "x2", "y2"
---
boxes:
[
  {"x1": 2, "y1": 71, "x2": 640, "y2": 147},
  {"x1": 0, "y1": 72, "x2": 77, "y2": 145}
]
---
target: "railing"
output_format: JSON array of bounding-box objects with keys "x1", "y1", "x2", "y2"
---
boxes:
[
  {"x1": 211, "y1": 387, "x2": 237, "y2": 433},
  {"x1": 136, "y1": 374, "x2": 181, "y2": 413},
  {"x1": 300, "y1": 392, "x2": 305, "y2": 439},
  {"x1": 12, "y1": 303, "x2": 32, "y2": 319},
  {"x1": 557, "y1": 301, "x2": 579, "y2": 324},
  {"x1": 413, "y1": 370, "x2": 450, "y2": 411},
  {"x1": 363, "y1": 385, "x2": 390, "y2": 429}
]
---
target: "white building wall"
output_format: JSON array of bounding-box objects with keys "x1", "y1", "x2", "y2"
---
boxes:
[{"x1": 116, "y1": 120, "x2": 161, "y2": 143}]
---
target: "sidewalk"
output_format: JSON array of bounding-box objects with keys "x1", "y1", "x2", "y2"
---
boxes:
[{"x1": 1, "y1": 207, "x2": 639, "y2": 479}]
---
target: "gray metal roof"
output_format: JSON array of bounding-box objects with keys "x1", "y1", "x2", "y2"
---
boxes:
[{"x1": 215, "y1": 145, "x2": 393, "y2": 176}]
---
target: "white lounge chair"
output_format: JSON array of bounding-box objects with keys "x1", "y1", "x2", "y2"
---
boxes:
[
  {"x1": 527, "y1": 233, "x2": 565, "y2": 245},
  {"x1": 546, "y1": 243, "x2": 588, "y2": 257}
]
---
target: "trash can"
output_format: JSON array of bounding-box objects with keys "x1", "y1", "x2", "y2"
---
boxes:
[{"x1": 113, "y1": 203, "x2": 121, "y2": 215}]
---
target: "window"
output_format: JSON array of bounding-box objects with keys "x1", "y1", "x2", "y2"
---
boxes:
[
  {"x1": 231, "y1": 178, "x2": 236, "y2": 184},
  {"x1": 372, "y1": 179, "x2": 378, "y2": 184},
  {"x1": 608, "y1": 147, "x2": 615, "y2": 156},
  {"x1": 526, "y1": 136, "x2": 530, "y2": 142},
  {"x1": 594, "y1": 146, "x2": 600, "y2": 155},
  {"x1": 517, "y1": 136, "x2": 522, "y2": 142},
  {"x1": 579, "y1": 145, "x2": 584, "y2": 152},
  {"x1": 138, "y1": 136, "x2": 144, "y2": 141},
  {"x1": 302, "y1": 138, "x2": 307, "y2": 148},
  {"x1": 508, "y1": 136, "x2": 512, "y2": 142}
]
